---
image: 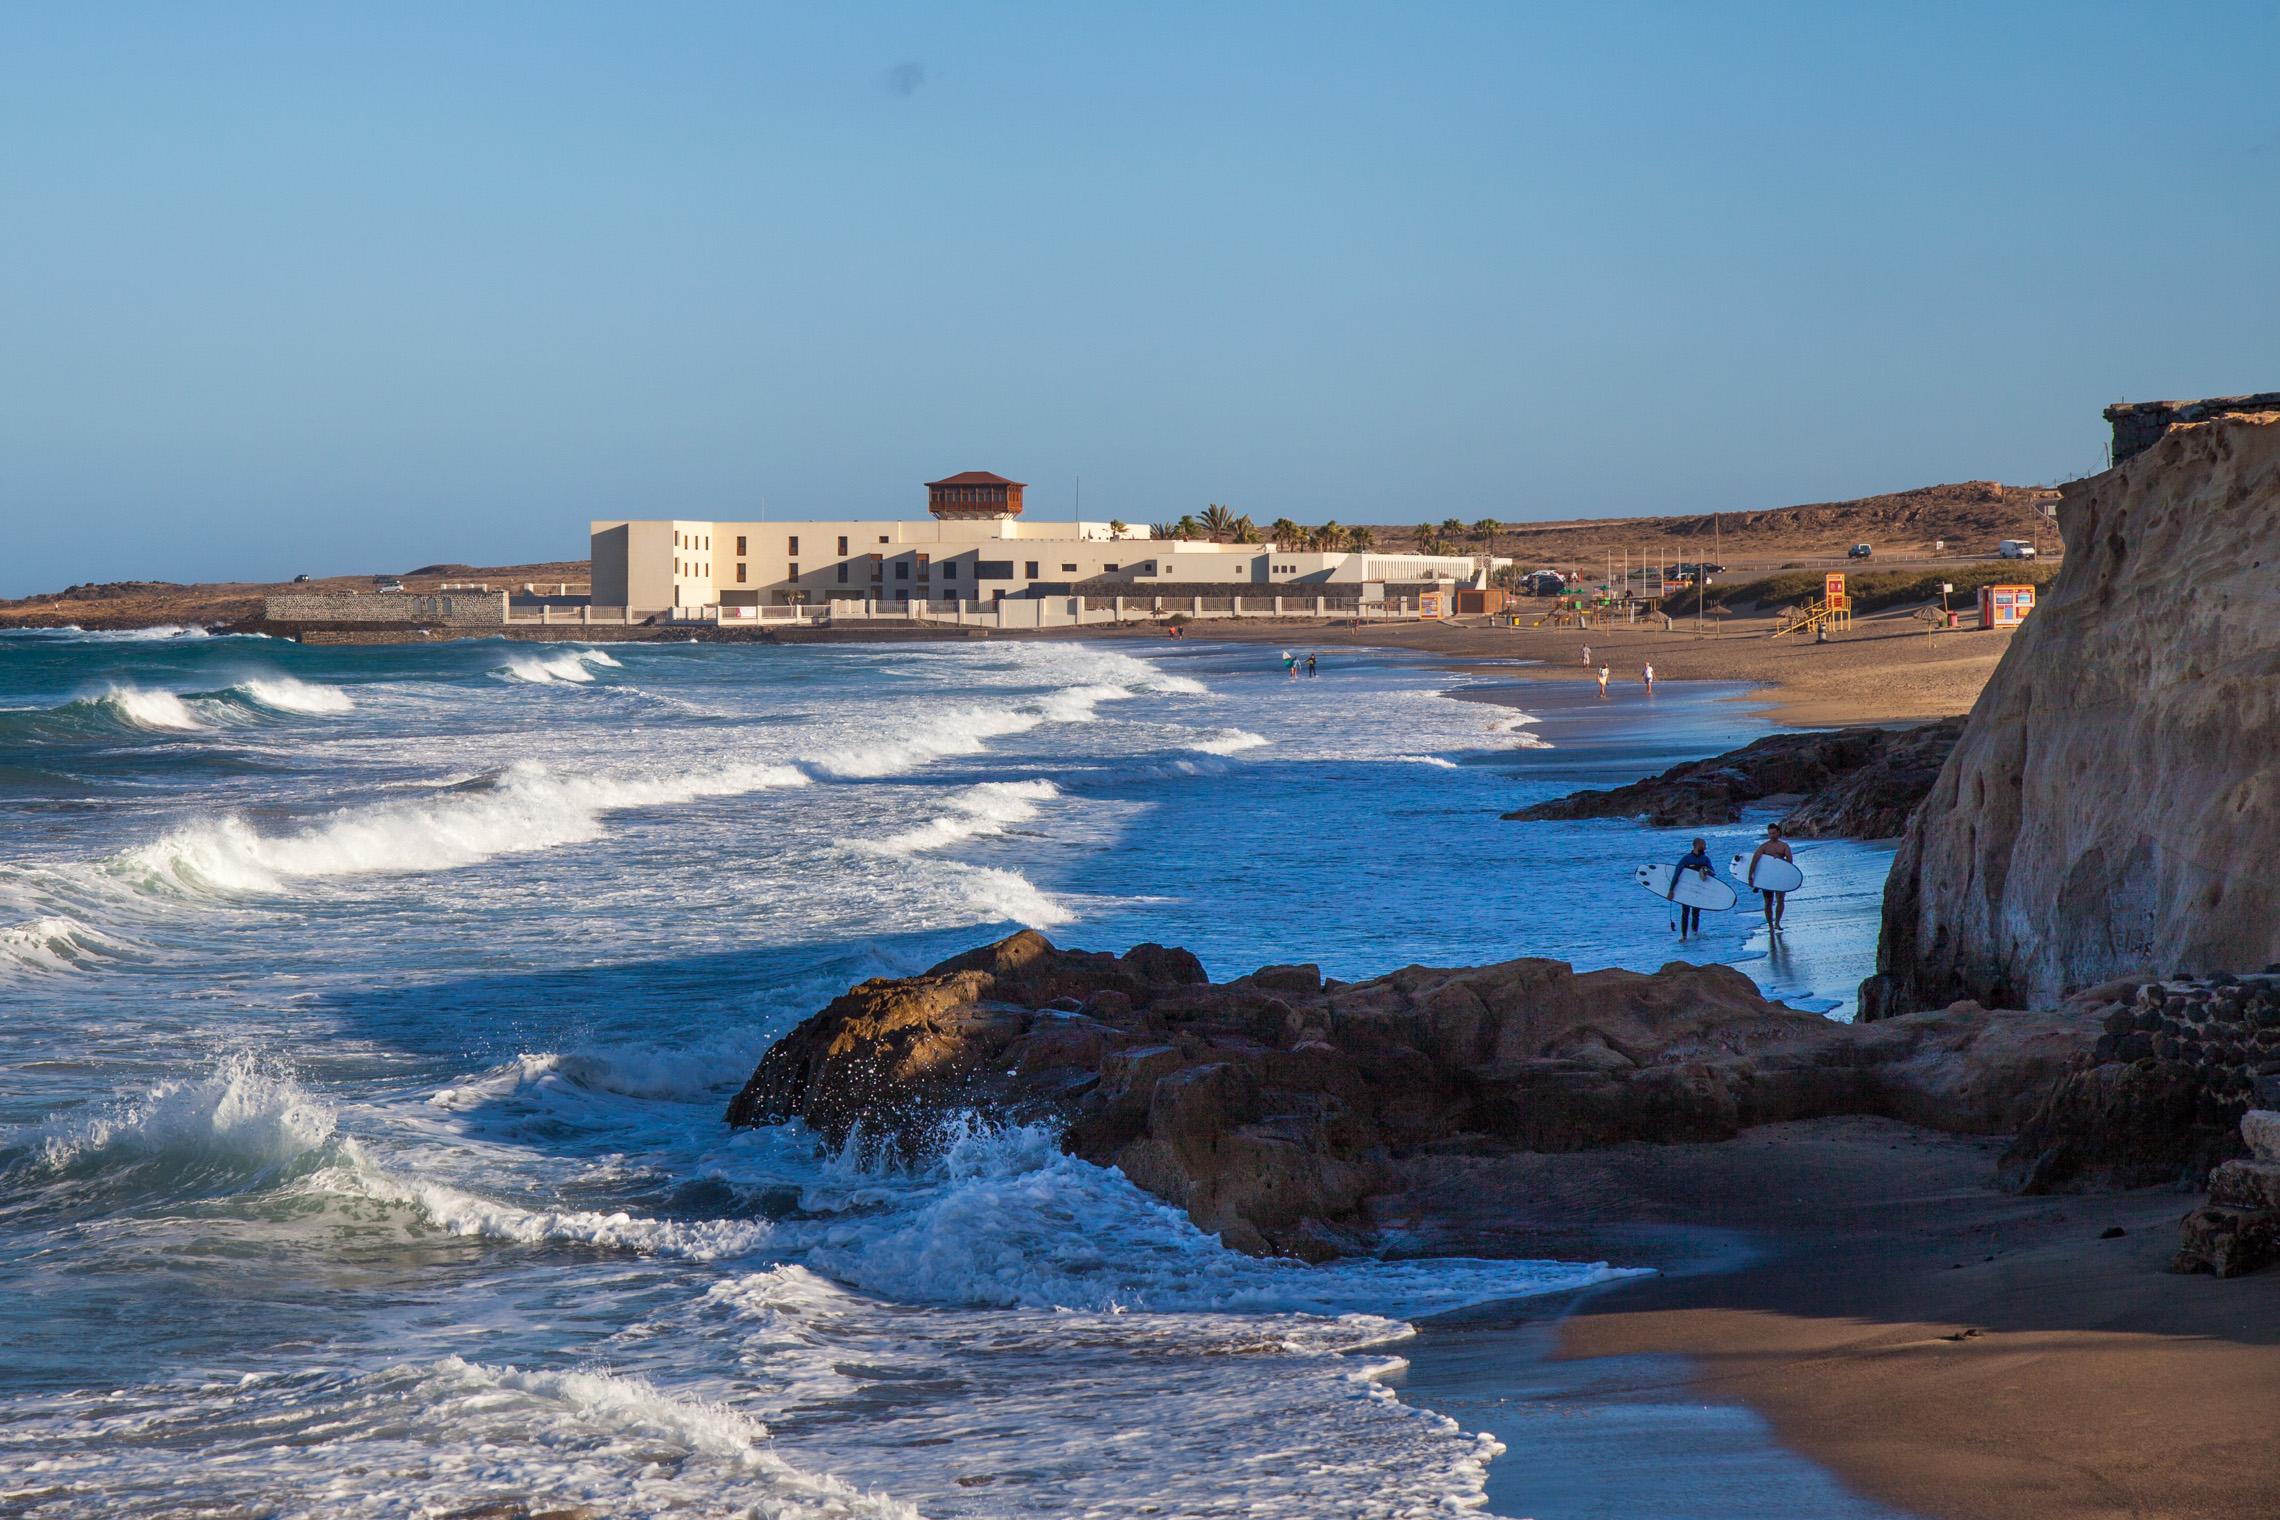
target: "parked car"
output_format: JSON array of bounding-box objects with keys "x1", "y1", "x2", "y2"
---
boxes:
[
  {"x1": 374, "y1": 577, "x2": 406, "y2": 593},
  {"x1": 291, "y1": 574, "x2": 311, "y2": 583},
  {"x1": 1847, "y1": 543, "x2": 1874, "y2": 560},
  {"x1": 1997, "y1": 539, "x2": 2038, "y2": 559}
]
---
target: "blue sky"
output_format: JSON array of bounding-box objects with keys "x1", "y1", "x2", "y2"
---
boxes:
[{"x1": 2, "y1": 2, "x2": 2275, "y2": 592}]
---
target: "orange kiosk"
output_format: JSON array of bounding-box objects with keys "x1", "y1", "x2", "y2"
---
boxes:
[{"x1": 1978, "y1": 583, "x2": 2036, "y2": 629}]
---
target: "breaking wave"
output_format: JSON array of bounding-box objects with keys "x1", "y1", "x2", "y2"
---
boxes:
[
  {"x1": 226, "y1": 676, "x2": 355, "y2": 715},
  {"x1": 871, "y1": 779, "x2": 1060, "y2": 855},
  {"x1": 495, "y1": 648, "x2": 623, "y2": 685},
  {"x1": 0, "y1": 914, "x2": 132, "y2": 973}
]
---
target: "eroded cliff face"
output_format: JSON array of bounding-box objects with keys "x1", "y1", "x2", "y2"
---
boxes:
[{"x1": 1865, "y1": 414, "x2": 2280, "y2": 1016}]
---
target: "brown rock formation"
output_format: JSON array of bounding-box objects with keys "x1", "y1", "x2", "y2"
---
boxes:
[
  {"x1": 729, "y1": 932, "x2": 2096, "y2": 1256},
  {"x1": 1865, "y1": 413, "x2": 2280, "y2": 1017},
  {"x1": 1504, "y1": 719, "x2": 1960, "y2": 838}
]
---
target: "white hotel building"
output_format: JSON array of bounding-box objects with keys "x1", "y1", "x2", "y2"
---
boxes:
[{"x1": 591, "y1": 472, "x2": 1500, "y2": 616}]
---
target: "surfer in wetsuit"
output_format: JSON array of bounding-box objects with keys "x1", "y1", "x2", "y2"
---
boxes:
[
  {"x1": 1670, "y1": 837, "x2": 1714, "y2": 939},
  {"x1": 1747, "y1": 823, "x2": 1795, "y2": 932}
]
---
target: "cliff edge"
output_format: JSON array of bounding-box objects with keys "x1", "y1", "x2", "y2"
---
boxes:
[{"x1": 1864, "y1": 412, "x2": 2280, "y2": 1016}]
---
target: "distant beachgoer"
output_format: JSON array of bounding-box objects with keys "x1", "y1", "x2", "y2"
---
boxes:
[
  {"x1": 1642, "y1": 662, "x2": 1656, "y2": 691},
  {"x1": 1670, "y1": 836, "x2": 1714, "y2": 940},
  {"x1": 1305, "y1": 653, "x2": 1318, "y2": 678},
  {"x1": 1581, "y1": 644, "x2": 1591, "y2": 667},
  {"x1": 1595, "y1": 664, "x2": 1610, "y2": 695},
  {"x1": 1748, "y1": 823, "x2": 1796, "y2": 932}
]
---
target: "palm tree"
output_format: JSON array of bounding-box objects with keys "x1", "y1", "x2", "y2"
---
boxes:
[
  {"x1": 1200, "y1": 504, "x2": 1240, "y2": 542},
  {"x1": 1473, "y1": 518, "x2": 1501, "y2": 556},
  {"x1": 1439, "y1": 517, "x2": 1466, "y2": 539},
  {"x1": 1268, "y1": 517, "x2": 1301, "y2": 550},
  {"x1": 1107, "y1": 518, "x2": 1127, "y2": 538},
  {"x1": 1348, "y1": 525, "x2": 1376, "y2": 552},
  {"x1": 1174, "y1": 514, "x2": 1201, "y2": 541},
  {"x1": 1234, "y1": 515, "x2": 1263, "y2": 545},
  {"x1": 1288, "y1": 525, "x2": 1316, "y2": 551},
  {"x1": 1316, "y1": 520, "x2": 1349, "y2": 552},
  {"x1": 1150, "y1": 522, "x2": 1177, "y2": 540},
  {"x1": 1422, "y1": 532, "x2": 1450, "y2": 557}
]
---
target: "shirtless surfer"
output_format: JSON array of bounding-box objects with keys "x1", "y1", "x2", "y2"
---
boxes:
[{"x1": 1747, "y1": 823, "x2": 1795, "y2": 932}]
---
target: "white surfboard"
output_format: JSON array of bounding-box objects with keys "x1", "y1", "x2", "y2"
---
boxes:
[
  {"x1": 1731, "y1": 852, "x2": 1805, "y2": 894},
  {"x1": 1635, "y1": 863, "x2": 1736, "y2": 911}
]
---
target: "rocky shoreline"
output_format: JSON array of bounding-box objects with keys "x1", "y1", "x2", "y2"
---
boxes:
[
  {"x1": 728, "y1": 930, "x2": 2098, "y2": 1258},
  {"x1": 1503, "y1": 717, "x2": 1962, "y2": 838}
]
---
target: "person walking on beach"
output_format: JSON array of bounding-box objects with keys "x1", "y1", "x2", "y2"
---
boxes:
[
  {"x1": 1595, "y1": 664, "x2": 1610, "y2": 696},
  {"x1": 1642, "y1": 661, "x2": 1656, "y2": 692},
  {"x1": 1581, "y1": 644, "x2": 1591, "y2": 667},
  {"x1": 1281, "y1": 651, "x2": 1296, "y2": 679},
  {"x1": 1670, "y1": 837, "x2": 1714, "y2": 940},
  {"x1": 1747, "y1": 823, "x2": 1795, "y2": 933},
  {"x1": 1305, "y1": 653, "x2": 1318, "y2": 678}
]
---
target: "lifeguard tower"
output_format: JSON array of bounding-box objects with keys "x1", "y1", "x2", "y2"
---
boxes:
[
  {"x1": 1773, "y1": 572, "x2": 1855, "y2": 637},
  {"x1": 1978, "y1": 583, "x2": 2036, "y2": 629}
]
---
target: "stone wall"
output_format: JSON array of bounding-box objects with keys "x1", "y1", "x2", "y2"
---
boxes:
[
  {"x1": 2105, "y1": 393, "x2": 2280, "y2": 464},
  {"x1": 262, "y1": 591, "x2": 508, "y2": 626}
]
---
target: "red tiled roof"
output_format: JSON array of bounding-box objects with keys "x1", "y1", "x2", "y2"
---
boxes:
[{"x1": 926, "y1": 471, "x2": 1025, "y2": 488}]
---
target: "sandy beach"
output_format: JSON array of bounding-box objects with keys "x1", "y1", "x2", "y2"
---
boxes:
[
  {"x1": 1386, "y1": 1119, "x2": 2280, "y2": 1520},
  {"x1": 1113, "y1": 607, "x2": 2015, "y2": 727}
]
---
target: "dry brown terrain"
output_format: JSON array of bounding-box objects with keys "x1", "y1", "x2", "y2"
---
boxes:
[{"x1": 1357, "y1": 479, "x2": 2064, "y2": 570}]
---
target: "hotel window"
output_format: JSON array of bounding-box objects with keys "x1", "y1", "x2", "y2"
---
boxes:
[
  {"x1": 788, "y1": 563, "x2": 799, "y2": 580},
  {"x1": 788, "y1": 536, "x2": 799, "y2": 556},
  {"x1": 1061, "y1": 563, "x2": 1077, "y2": 573},
  {"x1": 1104, "y1": 564, "x2": 1119, "y2": 573},
  {"x1": 916, "y1": 554, "x2": 930, "y2": 577},
  {"x1": 736, "y1": 535, "x2": 747, "y2": 556},
  {"x1": 837, "y1": 564, "x2": 849, "y2": 583},
  {"x1": 837, "y1": 536, "x2": 849, "y2": 555},
  {"x1": 976, "y1": 561, "x2": 1013, "y2": 579},
  {"x1": 1024, "y1": 561, "x2": 1038, "y2": 579},
  {"x1": 895, "y1": 562, "x2": 909, "y2": 580},
  {"x1": 736, "y1": 564, "x2": 747, "y2": 583},
  {"x1": 878, "y1": 535, "x2": 889, "y2": 544},
  {"x1": 940, "y1": 562, "x2": 956, "y2": 579},
  {"x1": 870, "y1": 555, "x2": 883, "y2": 580}
]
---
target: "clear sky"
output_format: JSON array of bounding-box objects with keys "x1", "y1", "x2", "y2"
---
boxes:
[{"x1": 3, "y1": 2, "x2": 2276, "y2": 593}]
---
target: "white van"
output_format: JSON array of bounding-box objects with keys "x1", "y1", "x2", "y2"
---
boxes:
[{"x1": 1997, "y1": 539, "x2": 2037, "y2": 560}]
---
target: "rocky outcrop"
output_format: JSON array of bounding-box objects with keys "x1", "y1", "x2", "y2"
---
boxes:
[
  {"x1": 1866, "y1": 413, "x2": 2280, "y2": 1016},
  {"x1": 1504, "y1": 719, "x2": 1960, "y2": 838},
  {"x1": 2175, "y1": 1108, "x2": 2280, "y2": 1277},
  {"x1": 730, "y1": 931, "x2": 2097, "y2": 1256}
]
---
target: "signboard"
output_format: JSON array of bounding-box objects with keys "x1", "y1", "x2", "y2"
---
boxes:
[
  {"x1": 1823, "y1": 572, "x2": 1848, "y2": 611},
  {"x1": 1418, "y1": 590, "x2": 1447, "y2": 620}
]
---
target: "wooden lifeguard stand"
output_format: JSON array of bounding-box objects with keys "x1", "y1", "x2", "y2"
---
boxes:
[{"x1": 1773, "y1": 572, "x2": 1855, "y2": 638}]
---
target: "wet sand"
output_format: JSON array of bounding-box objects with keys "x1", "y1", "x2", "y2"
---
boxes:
[
  {"x1": 1384, "y1": 1118, "x2": 2280, "y2": 1520},
  {"x1": 1108, "y1": 610, "x2": 2013, "y2": 727}
]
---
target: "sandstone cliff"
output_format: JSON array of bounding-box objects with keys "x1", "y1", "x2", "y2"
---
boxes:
[
  {"x1": 730, "y1": 932, "x2": 2093, "y2": 1256},
  {"x1": 1864, "y1": 414, "x2": 2280, "y2": 1016}
]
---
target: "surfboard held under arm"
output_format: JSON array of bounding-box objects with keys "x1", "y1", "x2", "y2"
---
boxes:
[
  {"x1": 1730, "y1": 852, "x2": 1805, "y2": 893},
  {"x1": 1634, "y1": 863, "x2": 1737, "y2": 911}
]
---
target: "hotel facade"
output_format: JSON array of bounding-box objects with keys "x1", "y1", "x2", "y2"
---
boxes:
[{"x1": 591, "y1": 472, "x2": 1501, "y2": 615}]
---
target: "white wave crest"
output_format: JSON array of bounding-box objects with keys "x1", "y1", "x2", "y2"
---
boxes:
[
  {"x1": 944, "y1": 862, "x2": 1073, "y2": 928},
  {"x1": 312, "y1": 1150, "x2": 772, "y2": 1260},
  {"x1": 112, "y1": 757, "x2": 808, "y2": 895},
  {"x1": 871, "y1": 779, "x2": 1060, "y2": 856},
  {"x1": 1395, "y1": 754, "x2": 1459, "y2": 769},
  {"x1": 232, "y1": 676, "x2": 355, "y2": 715},
  {"x1": 0, "y1": 914, "x2": 132, "y2": 972},
  {"x1": 92, "y1": 685, "x2": 208, "y2": 731},
  {"x1": 497, "y1": 648, "x2": 622, "y2": 685},
  {"x1": 22, "y1": 1055, "x2": 337, "y2": 1180},
  {"x1": 1189, "y1": 728, "x2": 1269, "y2": 756}
]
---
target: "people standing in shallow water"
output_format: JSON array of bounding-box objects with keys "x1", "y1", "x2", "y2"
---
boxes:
[
  {"x1": 1305, "y1": 653, "x2": 1318, "y2": 678},
  {"x1": 1748, "y1": 822, "x2": 1795, "y2": 933},
  {"x1": 1642, "y1": 661, "x2": 1656, "y2": 692},
  {"x1": 1596, "y1": 664, "x2": 1610, "y2": 695},
  {"x1": 1670, "y1": 836, "x2": 1714, "y2": 939}
]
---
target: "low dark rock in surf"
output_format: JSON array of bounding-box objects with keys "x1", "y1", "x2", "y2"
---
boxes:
[
  {"x1": 728, "y1": 930, "x2": 2096, "y2": 1258},
  {"x1": 1504, "y1": 718, "x2": 1963, "y2": 838}
]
